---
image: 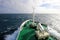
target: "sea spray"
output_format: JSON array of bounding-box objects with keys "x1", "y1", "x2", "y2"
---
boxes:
[{"x1": 5, "y1": 28, "x2": 19, "y2": 40}]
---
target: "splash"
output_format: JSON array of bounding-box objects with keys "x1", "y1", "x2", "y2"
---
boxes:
[{"x1": 5, "y1": 28, "x2": 19, "y2": 40}]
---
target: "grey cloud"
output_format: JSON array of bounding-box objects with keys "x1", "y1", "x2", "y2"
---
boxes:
[
  {"x1": 40, "y1": 3, "x2": 60, "y2": 9},
  {"x1": 40, "y1": 3, "x2": 51, "y2": 8},
  {"x1": 0, "y1": 0, "x2": 27, "y2": 13}
]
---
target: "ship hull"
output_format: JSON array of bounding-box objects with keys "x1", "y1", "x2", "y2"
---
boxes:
[{"x1": 16, "y1": 20, "x2": 57, "y2": 40}]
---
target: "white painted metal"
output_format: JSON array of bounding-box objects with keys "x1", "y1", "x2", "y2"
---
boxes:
[
  {"x1": 16, "y1": 20, "x2": 30, "y2": 40},
  {"x1": 47, "y1": 26, "x2": 60, "y2": 40}
]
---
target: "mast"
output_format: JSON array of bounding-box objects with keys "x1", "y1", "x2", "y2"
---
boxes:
[{"x1": 32, "y1": 7, "x2": 35, "y2": 24}]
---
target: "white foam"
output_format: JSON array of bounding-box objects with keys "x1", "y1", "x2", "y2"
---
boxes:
[{"x1": 5, "y1": 28, "x2": 19, "y2": 40}]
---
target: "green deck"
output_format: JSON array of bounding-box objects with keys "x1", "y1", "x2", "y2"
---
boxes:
[{"x1": 17, "y1": 20, "x2": 57, "y2": 40}]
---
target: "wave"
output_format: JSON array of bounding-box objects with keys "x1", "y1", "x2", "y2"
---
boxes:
[{"x1": 5, "y1": 28, "x2": 19, "y2": 40}]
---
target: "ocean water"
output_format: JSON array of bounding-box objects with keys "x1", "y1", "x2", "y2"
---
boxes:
[
  {"x1": 0, "y1": 14, "x2": 60, "y2": 40},
  {"x1": 0, "y1": 14, "x2": 32, "y2": 40}
]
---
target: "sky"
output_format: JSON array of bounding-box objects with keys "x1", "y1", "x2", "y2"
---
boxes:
[{"x1": 0, "y1": 0, "x2": 60, "y2": 14}]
